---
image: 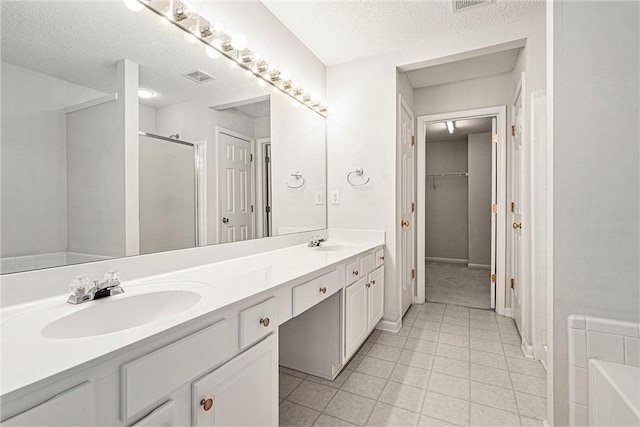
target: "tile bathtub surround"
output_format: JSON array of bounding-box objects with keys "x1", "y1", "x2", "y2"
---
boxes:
[
  {"x1": 567, "y1": 314, "x2": 640, "y2": 426},
  {"x1": 280, "y1": 303, "x2": 547, "y2": 426}
]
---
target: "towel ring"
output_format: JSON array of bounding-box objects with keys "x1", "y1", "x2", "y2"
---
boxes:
[
  {"x1": 347, "y1": 168, "x2": 371, "y2": 187},
  {"x1": 286, "y1": 172, "x2": 305, "y2": 189}
]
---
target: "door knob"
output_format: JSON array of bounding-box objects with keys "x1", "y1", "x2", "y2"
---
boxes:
[
  {"x1": 366, "y1": 283, "x2": 371, "y2": 288},
  {"x1": 200, "y1": 398, "x2": 213, "y2": 411},
  {"x1": 319, "y1": 287, "x2": 327, "y2": 294},
  {"x1": 513, "y1": 222, "x2": 522, "y2": 230},
  {"x1": 401, "y1": 220, "x2": 410, "y2": 228},
  {"x1": 260, "y1": 318, "x2": 270, "y2": 327},
  {"x1": 222, "y1": 217, "x2": 229, "y2": 224}
]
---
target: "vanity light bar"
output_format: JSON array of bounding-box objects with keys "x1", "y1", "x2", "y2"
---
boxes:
[{"x1": 131, "y1": 0, "x2": 328, "y2": 117}]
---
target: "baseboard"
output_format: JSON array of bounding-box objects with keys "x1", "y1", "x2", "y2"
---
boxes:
[
  {"x1": 503, "y1": 308, "x2": 513, "y2": 318},
  {"x1": 468, "y1": 263, "x2": 490, "y2": 269},
  {"x1": 521, "y1": 336, "x2": 535, "y2": 359},
  {"x1": 376, "y1": 318, "x2": 402, "y2": 333},
  {"x1": 425, "y1": 257, "x2": 468, "y2": 264}
]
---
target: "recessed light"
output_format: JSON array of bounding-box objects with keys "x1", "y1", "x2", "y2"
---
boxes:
[
  {"x1": 446, "y1": 121, "x2": 455, "y2": 134},
  {"x1": 138, "y1": 89, "x2": 156, "y2": 99}
]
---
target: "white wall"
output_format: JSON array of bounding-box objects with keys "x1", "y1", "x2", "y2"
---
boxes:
[
  {"x1": 551, "y1": 1, "x2": 640, "y2": 425},
  {"x1": 0, "y1": 62, "x2": 103, "y2": 258},
  {"x1": 328, "y1": 15, "x2": 545, "y2": 329},
  {"x1": 468, "y1": 132, "x2": 492, "y2": 266},
  {"x1": 425, "y1": 139, "x2": 469, "y2": 261}
]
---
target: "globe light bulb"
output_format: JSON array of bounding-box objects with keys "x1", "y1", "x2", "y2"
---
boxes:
[
  {"x1": 230, "y1": 33, "x2": 248, "y2": 51},
  {"x1": 123, "y1": 0, "x2": 144, "y2": 12}
]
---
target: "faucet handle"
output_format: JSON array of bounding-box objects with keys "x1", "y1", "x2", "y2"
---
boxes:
[
  {"x1": 103, "y1": 270, "x2": 121, "y2": 285},
  {"x1": 69, "y1": 276, "x2": 94, "y2": 296}
]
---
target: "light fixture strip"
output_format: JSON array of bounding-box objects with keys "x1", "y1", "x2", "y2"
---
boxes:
[{"x1": 135, "y1": 0, "x2": 327, "y2": 116}]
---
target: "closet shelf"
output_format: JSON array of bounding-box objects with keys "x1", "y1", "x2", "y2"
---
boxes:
[{"x1": 426, "y1": 172, "x2": 469, "y2": 177}]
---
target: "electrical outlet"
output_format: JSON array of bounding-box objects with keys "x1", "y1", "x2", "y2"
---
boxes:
[
  {"x1": 331, "y1": 191, "x2": 340, "y2": 205},
  {"x1": 315, "y1": 191, "x2": 324, "y2": 205}
]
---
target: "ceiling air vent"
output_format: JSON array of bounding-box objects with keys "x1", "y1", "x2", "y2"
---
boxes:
[
  {"x1": 182, "y1": 69, "x2": 216, "y2": 84},
  {"x1": 452, "y1": 0, "x2": 490, "y2": 13}
]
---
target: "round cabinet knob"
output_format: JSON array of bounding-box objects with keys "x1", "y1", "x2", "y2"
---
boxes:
[
  {"x1": 380, "y1": 256, "x2": 384, "y2": 260},
  {"x1": 366, "y1": 283, "x2": 371, "y2": 288},
  {"x1": 222, "y1": 217, "x2": 229, "y2": 224},
  {"x1": 513, "y1": 222, "x2": 522, "y2": 230},
  {"x1": 371, "y1": 280, "x2": 376, "y2": 285},
  {"x1": 260, "y1": 317, "x2": 270, "y2": 327},
  {"x1": 353, "y1": 270, "x2": 359, "y2": 276},
  {"x1": 319, "y1": 287, "x2": 327, "y2": 294},
  {"x1": 200, "y1": 398, "x2": 213, "y2": 411}
]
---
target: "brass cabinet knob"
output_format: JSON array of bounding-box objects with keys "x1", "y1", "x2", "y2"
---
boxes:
[
  {"x1": 260, "y1": 318, "x2": 270, "y2": 327},
  {"x1": 353, "y1": 270, "x2": 359, "y2": 276},
  {"x1": 371, "y1": 280, "x2": 376, "y2": 285},
  {"x1": 200, "y1": 398, "x2": 213, "y2": 411},
  {"x1": 401, "y1": 220, "x2": 410, "y2": 227},
  {"x1": 380, "y1": 256, "x2": 384, "y2": 260},
  {"x1": 513, "y1": 222, "x2": 522, "y2": 230},
  {"x1": 319, "y1": 287, "x2": 327, "y2": 294}
]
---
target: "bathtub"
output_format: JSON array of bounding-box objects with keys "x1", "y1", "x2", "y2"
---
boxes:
[{"x1": 588, "y1": 359, "x2": 640, "y2": 426}]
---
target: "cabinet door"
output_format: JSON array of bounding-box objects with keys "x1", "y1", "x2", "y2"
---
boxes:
[
  {"x1": 345, "y1": 277, "x2": 368, "y2": 359},
  {"x1": 192, "y1": 333, "x2": 278, "y2": 427},
  {"x1": 367, "y1": 266, "x2": 385, "y2": 331}
]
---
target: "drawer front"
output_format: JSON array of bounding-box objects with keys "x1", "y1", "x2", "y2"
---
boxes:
[
  {"x1": 121, "y1": 320, "x2": 235, "y2": 420},
  {"x1": 345, "y1": 260, "x2": 361, "y2": 285},
  {"x1": 375, "y1": 249, "x2": 384, "y2": 268},
  {"x1": 360, "y1": 252, "x2": 376, "y2": 277},
  {"x1": 292, "y1": 269, "x2": 340, "y2": 317},
  {"x1": 240, "y1": 297, "x2": 278, "y2": 348}
]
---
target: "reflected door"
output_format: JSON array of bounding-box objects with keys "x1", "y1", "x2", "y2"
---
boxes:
[
  {"x1": 511, "y1": 80, "x2": 525, "y2": 335},
  {"x1": 217, "y1": 130, "x2": 253, "y2": 243},
  {"x1": 399, "y1": 97, "x2": 416, "y2": 315}
]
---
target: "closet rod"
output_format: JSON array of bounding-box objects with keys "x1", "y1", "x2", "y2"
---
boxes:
[{"x1": 426, "y1": 172, "x2": 469, "y2": 177}]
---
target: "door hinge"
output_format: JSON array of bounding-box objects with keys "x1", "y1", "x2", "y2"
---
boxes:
[
  {"x1": 510, "y1": 278, "x2": 515, "y2": 289},
  {"x1": 250, "y1": 153, "x2": 253, "y2": 162},
  {"x1": 411, "y1": 202, "x2": 415, "y2": 213},
  {"x1": 265, "y1": 155, "x2": 270, "y2": 164},
  {"x1": 511, "y1": 125, "x2": 515, "y2": 137},
  {"x1": 511, "y1": 202, "x2": 515, "y2": 212},
  {"x1": 411, "y1": 135, "x2": 416, "y2": 146},
  {"x1": 411, "y1": 269, "x2": 416, "y2": 279},
  {"x1": 491, "y1": 274, "x2": 496, "y2": 283},
  {"x1": 251, "y1": 205, "x2": 254, "y2": 213},
  {"x1": 492, "y1": 134, "x2": 498, "y2": 143},
  {"x1": 266, "y1": 206, "x2": 271, "y2": 213},
  {"x1": 492, "y1": 204, "x2": 498, "y2": 213}
]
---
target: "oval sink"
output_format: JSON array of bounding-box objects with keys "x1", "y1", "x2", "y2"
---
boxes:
[{"x1": 42, "y1": 290, "x2": 201, "y2": 339}]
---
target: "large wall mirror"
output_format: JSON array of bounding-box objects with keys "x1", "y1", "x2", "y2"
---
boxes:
[{"x1": 1, "y1": 1, "x2": 327, "y2": 274}]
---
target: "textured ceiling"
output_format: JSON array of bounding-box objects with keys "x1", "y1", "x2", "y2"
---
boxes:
[
  {"x1": 231, "y1": 100, "x2": 271, "y2": 118},
  {"x1": 407, "y1": 47, "x2": 520, "y2": 89},
  {"x1": 1, "y1": 1, "x2": 258, "y2": 109},
  {"x1": 426, "y1": 117, "x2": 492, "y2": 142},
  {"x1": 262, "y1": 0, "x2": 544, "y2": 66}
]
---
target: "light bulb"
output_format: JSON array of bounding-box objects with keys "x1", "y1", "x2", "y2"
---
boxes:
[
  {"x1": 446, "y1": 121, "x2": 455, "y2": 134},
  {"x1": 290, "y1": 99, "x2": 300, "y2": 108},
  {"x1": 280, "y1": 71, "x2": 291, "y2": 82},
  {"x1": 138, "y1": 88, "x2": 156, "y2": 99},
  {"x1": 227, "y1": 60, "x2": 238, "y2": 69},
  {"x1": 184, "y1": 26, "x2": 198, "y2": 44},
  {"x1": 230, "y1": 33, "x2": 248, "y2": 50},
  {"x1": 311, "y1": 93, "x2": 321, "y2": 103},
  {"x1": 123, "y1": 0, "x2": 144, "y2": 12},
  {"x1": 206, "y1": 45, "x2": 221, "y2": 59}
]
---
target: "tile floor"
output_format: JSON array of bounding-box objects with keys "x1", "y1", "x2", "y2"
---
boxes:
[
  {"x1": 279, "y1": 303, "x2": 547, "y2": 426},
  {"x1": 425, "y1": 262, "x2": 491, "y2": 309}
]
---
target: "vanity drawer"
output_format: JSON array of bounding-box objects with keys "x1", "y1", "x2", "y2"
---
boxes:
[
  {"x1": 360, "y1": 252, "x2": 376, "y2": 276},
  {"x1": 292, "y1": 269, "x2": 340, "y2": 316},
  {"x1": 345, "y1": 260, "x2": 361, "y2": 285},
  {"x1": 375, "y1": 249, "x2": 384, "y2": 268},
  {"x1": 121, "y1": 320, "x2": 234, "y2": 420},
  {"x1": 240, "y1": 297, "x2": 278, "y2": 349}
]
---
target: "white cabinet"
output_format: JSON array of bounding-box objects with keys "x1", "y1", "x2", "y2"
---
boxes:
[
  {"x1": 192, "y1": 333, "x2": 278, "y2": 427},
  {"x1": 367, "y1": 266, "x2": 385, "y2": 330}
]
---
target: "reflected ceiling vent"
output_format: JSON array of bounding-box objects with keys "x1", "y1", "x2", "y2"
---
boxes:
[
  {"x1": 182, "y1": 69, "x2": 216, "y2": 84},
  {"x1": 451, "y1": 0, "x2": 491, "y2": 13}
]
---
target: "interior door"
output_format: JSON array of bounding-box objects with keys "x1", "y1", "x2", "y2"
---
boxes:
[
  {"x1": 217, "y1": 131, "x2": 253, "y2": 244},
  {"x1": 490, "y1": 117, "x2": 498, "y2": 309},
  {"x1": 511, "y1": 85, "x2": 524, "y2": 334},
  {"x1": 399, "y1": 96, "x2": 416, "y2": 315}
]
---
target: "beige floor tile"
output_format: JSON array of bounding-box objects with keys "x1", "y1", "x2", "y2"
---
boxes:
[
  {"x1": 469, "y1": 328, "x2": 501, "y2": 343},
  {"x1": 379, "y1": 381, "x2": 427, "y2": 413},
  {"x1": 496, "y1": 316, "x2": 514, "y2": 325},
  {"x1": 470, "y1": 337, "x2": 504, "y2": 354},
  {"x1": 469, "y1": 312, "x2": 495, "y2": 322},
  {"x1": 469, "y1": 403, "x2": 520, "y2": 426},
  {"x1": 515, "y1": 392, "x2": 546, "y2": 420},
  {"x1": 470, "y1": 381, "x2": 518, "y2": 413},
  {"x1": 419, "y1": 312, "x2": 446, "y2": 322},
  {"x1": 436, "y1": 343, "x2": 470, "y2": 362},
  {"x1": 314, "y1": 414, "x2": 357, "y2": 426},
  {"x1": 367, "y1": 343, "x2": 403, "y2": 362},
  {"x1": 390, "y1": 364, "x2": 431, "y2": 389},
  {"x1": 432, "y1": 356, "x2": 470, "y2": 379},
  {"x1": 410, "y1": 327, "x2": 440, "y2": 342},
  {"x1": 470, "y1": 364, "x2": 512, "y2": 389},
  {"x1": 366, "y1": 330, "x2": 383, "y2": 343},
  {"x1": 405, "y1": 338, "x2": 438, "y2": 355},
  {"x1": 502, "y1": 344, "x2": 526, "y2": 359},
  {"x1": 406, "y1": 305, "x2": 422, "y2": 317},
  {"x1": 281, "y1": 366, "x2": 309, "y2": 379},
  {"x1": 418, "y1": 415, "x2": 458, "y2": 426},
  {"x1": 440, "y1": 323, "x2": 469, "y2": 337},
  {"x1": 324, "y1": 390, "x2": 376, "y2": 426},
  {"x1": 307, "y1": 369, "x2": 353, "y2": 389},
  {"x1": 341, "y1": 372, "x2": 387, "y2": 400},
  {"x1": 423, "y1": 303, "x2": 447, "y2": 314},
  {"x1": 510, "y1": 372, "x2": 546, "y2": 397},
  {"x1": 498, "y1": 323, "x2": 520, "y2": 335},
  {"x1": 442, "y1": 316, "x2": 470, "y2": 327},
  {"x1": 444, "y1": 310, "x2": 470, "y2": 320},
  {"x1": 422, "y1": 392, "x2": 470, "y2": 426},
  {"x1": 506, "y1": 358, "x2": 546, "y2": 379},
  {"x1": 346, "y1": 354, "x2": 365, "y2": 370},
  {"x1": 398, "y1": 349, "x2": 435, "y2": 370},
  {"x1": 397, "y1": 325, "x2": 411, "y2": 337},
  {"x1": 288, "y1": 380, "x2": 338, "y2": 412},
  {"x1": 470, "y1": 349, "x2": 507, "y2": 370},
  {"x1": 367, "y1": 402, "x2": 421, "y2": 426},
  {"x1": 280, "y1": 400, "x2": 320, "y2": 426},
  {"x1": 469, "y1": 320, "x2": 499, "y2": 332},
  {"x1": 520, "y1": 415, "x2": 544, "y2": 426},
  {"x1": 404, "y1": 316, "x2": 418, "y2": 327},
  {"x1": 501, "y1": 334, "x2": 522, "y2": 346},
  {"x1": 281, "y1": 372, "x2": 304, "y2": 398},
  {"x1": 413, "y1": 319, "x2": 443, "y2": 331},
  {"x1": 428, "y1": 372, "x2": 470, "y2": 399},
  {"x1": 438, "y1": 333, "x2": 470, "y2": 348},
  {"x1": 355, "y1": 356, "x2": 396, "y2": 379},
  {"x1": 377, "y1": 333, "x2": 409, "y2": 348}
]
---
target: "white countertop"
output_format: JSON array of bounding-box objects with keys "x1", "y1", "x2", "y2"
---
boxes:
[{"x1": 0, "y1": 239, "x2": 383, "y2": 398}]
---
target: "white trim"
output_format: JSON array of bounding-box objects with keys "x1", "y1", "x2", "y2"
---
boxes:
[
  {"x1": 503, "y1": 307, "x2": 513, "y2": 318},
  {"x1": 194, "y1": 142, "x2": 208, "y2": 247},
  {"x1": 521, "y1": 335, "x2": 535, "y2": 359},
  {"x1": 417, "y1": 106, "x2": 507, "y2": 316},
  {"x1": 376, "y1": 317, "x2": 402, "y2": 333},
  {"x1": 64, "y1": 93, "x2": 118, "y2": 114},
  {"x1": 425, "y1": 257, "x2": 468, "y2": 264},
  {"x1": 468, "y1": 263, "x2": 491, "y2": 269}
]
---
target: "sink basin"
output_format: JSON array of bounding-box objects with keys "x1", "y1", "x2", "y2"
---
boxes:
[{"x1": 42, "y1": 290, "x2": 201, "y2": 339}]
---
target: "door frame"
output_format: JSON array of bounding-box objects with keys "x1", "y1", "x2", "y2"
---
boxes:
[
  {"x1": 214, "y1": 126, "x2": 256, "y2": 244},
  {"x1": 416, "y1": 106, "x2": 508, "y2": 316},
  {"x1": 255, "y1": 137, "x2": 272, "y2": 238}
]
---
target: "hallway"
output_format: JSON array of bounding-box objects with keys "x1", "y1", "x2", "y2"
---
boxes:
[
  {"x1": 279, "y1": 302, "x2": 546, "y2": 426},
  {"x1": 425, "y1": 262, "x2": 491, "y2": 309}
]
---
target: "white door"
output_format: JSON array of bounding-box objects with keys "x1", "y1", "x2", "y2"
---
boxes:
[
  {"x1": 367, "y1": 266, "x2": 385, "y2": 330},
  {"x1": 399, "y1": 96, "x2": 416, "y2": 315},
  {"x1": 345, "y1": 277, "x2": 368, "y2": 359},
  {"x1": 490, "y1": 117, "x2": 498, "y2": 309},
  {"x1": 217, "y1": 130, "x2": 253, "y2": 244},
  {"x1": 192, "y1": 333, "x2": 278, "y2": 427},
  {"x1": 511, "y1": 82, "x2": 525, "y2": 333}
]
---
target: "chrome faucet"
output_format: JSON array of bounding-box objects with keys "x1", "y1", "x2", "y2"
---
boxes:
[
  {"x1": 308, "y1": 236, "x2": 327, "y2": 247},
  {"x1": 67, "y1": 271, "x2": 124, "y2": 304}
]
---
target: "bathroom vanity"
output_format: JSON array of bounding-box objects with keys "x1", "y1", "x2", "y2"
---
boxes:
[{"x1": 0, "y1": 239, "x2": 385, "y2": 426}]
